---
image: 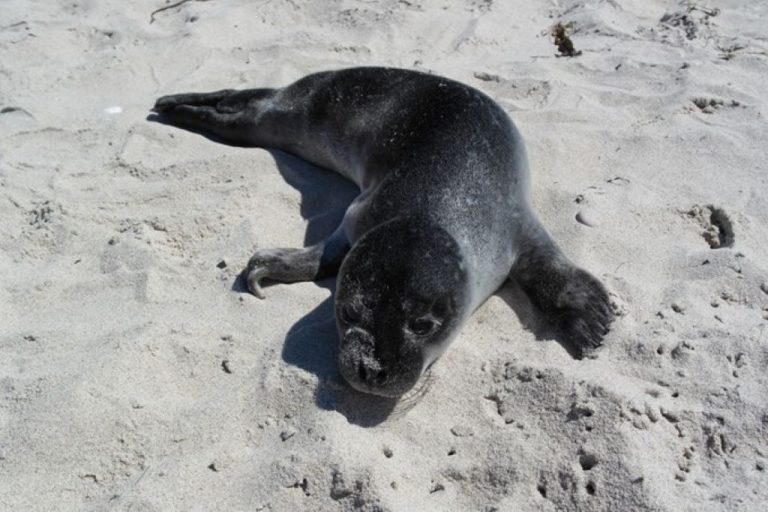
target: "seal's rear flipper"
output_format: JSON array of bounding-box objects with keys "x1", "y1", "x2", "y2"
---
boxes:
[
  {"x1": 151, "y1": 88, "x2": 276, "y2": 147},
  {"x1": 510, "y1": 225, "x2": 613, "y2": 358},
  {"x1": 153, "y1": 90, "x2": 237, "y2": 111}
]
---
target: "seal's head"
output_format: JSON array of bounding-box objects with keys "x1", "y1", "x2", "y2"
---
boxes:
[{"x1": 335, "y1": 217, "x2": 470, "y2": 397}]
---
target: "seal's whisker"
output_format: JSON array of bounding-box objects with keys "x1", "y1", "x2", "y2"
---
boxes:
[{"x1": 389, "y1": 368, "x2": 435, "y2": 419}]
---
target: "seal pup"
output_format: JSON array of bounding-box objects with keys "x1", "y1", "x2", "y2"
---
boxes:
[{"x1": 152, "y1": 67, "x2": 613, "y2": 397}]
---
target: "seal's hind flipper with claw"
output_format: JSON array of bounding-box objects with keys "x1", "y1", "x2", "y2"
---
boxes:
[
  {"x1": 152, "y1": 88, "x2": 277, "y2": 147},
  {"x1": 510, "y1": 224, "x2": 613, "y2": 358},
  {"x1": 153, "y1": 90, "x2": 237, "y2": 111}
]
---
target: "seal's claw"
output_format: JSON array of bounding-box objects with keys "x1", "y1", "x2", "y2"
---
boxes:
[
  {"x1": 247, "y1": 267, "x2": 267, "y2": 299},
  {"x1": 551, "y1": 268, "x2": 614, "y2": 359},
  {"x1": 244, "y1": 249, "x2": 301, "y2": 299},
  {"x1": 245, "y1": 255, "x2": 273, "y2": 299},
  {"x1": 511, "y1": 229, "x2": 615, "y2": 360}
]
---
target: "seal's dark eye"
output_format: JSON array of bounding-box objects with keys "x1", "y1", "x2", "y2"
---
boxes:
[
  {"x1": 408, "y1": 317, "x2": 436, "y2": 336},
  {"x1": 341, "y1": 304, "x2": 361, "y2": 325}
]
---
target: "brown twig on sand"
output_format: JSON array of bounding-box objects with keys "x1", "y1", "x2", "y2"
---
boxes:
[
  {"x1": 150, "y1": 0, "x2": 212, "y2": 24},
  {"x1": 551, "y1": 22, "x2": 582, "y2": 57}
]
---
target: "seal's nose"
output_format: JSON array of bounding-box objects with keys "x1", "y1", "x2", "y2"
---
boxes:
[
  {"x1": 338, "y1": 328, "x2": 389, "y2": 390},
  {"x1": 357, "y1": 361, "x2": 387, "y2": 384}
]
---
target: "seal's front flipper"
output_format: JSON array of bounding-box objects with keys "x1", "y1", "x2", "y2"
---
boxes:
[
  {"x1": 245, "y1": 226, "x2": 350, "y2": 298},
  {"x1": 152, "y1": 88, "x2": 276, "y2": 146},
  {"x1": 510, "y1": 225, "x2": 613, "y2": 358}
]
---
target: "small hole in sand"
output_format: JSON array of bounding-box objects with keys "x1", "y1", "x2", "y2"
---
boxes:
[
  {"x1": 707, "y1": 207, "x2": 735, "y2": 248},
  {"x1": 688, "y1": 205, "x2": 735, "y2": 249},
  {"x1": 537, "y1": 484, "x2": 547, "y2": 498},
  {"x1": 657, "y1": 346, "x2": 665, "y2": 355},
  {"x1": 672, "y1": 391, "x2": 680, "y2": 398},
  {"x1": 586, "y1": 481, "x2": 596, "y2": 495},
  {"x1": 579, "y1": 453, "x2": 598, "y2": 471}
]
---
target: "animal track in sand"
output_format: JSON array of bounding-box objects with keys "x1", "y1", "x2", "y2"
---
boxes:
[
  {"x1": 578, "y1": 449, "x2": 599, "y2": 471},
  {"x1": 622, "y1": 394, "x2": 683, "y2": 431},
  {"x1": 473, "y1": 75, "x2": 553, "y2": 110},
  {"x1": 725, "y1": 352, "x2": 747, "y2": 378},
  {"x1": 675, "y1": 445, "x2": 697, "y2": 481},
  {"x1": 483, "y1": 360, "x2": 656, "y2": 507},
  {"x1": 28, "y1": 200, "x2": 58, "y2": 228},
  {"x1": 466, "y1": 0, "x2": 493, "y2": 14},
  {"x1": 685, "y1": 205, "x2": 735, "y2": 249},
  {"x1": 703, "y1": 421, "x2": 737, "y2": 463},
  {"x1": 0, "y1": 20, "x2": 35, "y2": 44},
  {"x1": 537, "y1": 466, "x2": 597, "y2": 503},
  {"x1": 483, "y1": 365, "x2": 547, "y2": 427},
  {"x1": 567, "y1": 401, "x2": 596, "y2": 434},
  {"x1": 329, "y1": 468, "x2": 382, "y2": 509},
  {"x1": 659, "y1": 2, "x2": 719, "y2": 42},
  {"x1": 690, "y1": 97, "x2": 744, "y2": 114},
  {"x1": 606, "y1": 176, "x2": 630, "y2": 186}
]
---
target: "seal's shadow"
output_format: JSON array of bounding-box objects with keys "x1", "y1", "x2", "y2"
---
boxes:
[
  {"x1": 496, "y1": 280, "x2": 583, "y2": 359},
  {"x1": 253, "y1": 150, "x2": 401, "y2": 426},
  {"x1": 148, "y1": 113, "x2": 401, "y2": 425}
]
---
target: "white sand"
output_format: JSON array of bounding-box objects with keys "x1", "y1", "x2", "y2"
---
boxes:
[{"x1": 2, "y1": 0, "x2": 767, "y2": 510}]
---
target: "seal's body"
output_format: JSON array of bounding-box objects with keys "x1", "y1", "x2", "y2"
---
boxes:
[{"x1": 153, "y1": 67, "x2": 613, "y2": 397}]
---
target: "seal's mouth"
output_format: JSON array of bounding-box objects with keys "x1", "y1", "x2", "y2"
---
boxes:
[
  {"x1": 337, "y1": 341, "x2": 422, "y2": 398},
  {"x1": 345, "y1": 379, "x2": 404, "y2": 398},
  {"x1": 339, "y1": 359, "x2": 414, "y2": 398},
  {"x1": 341, "y1": 364, "x2": 434, "y2": 404}
]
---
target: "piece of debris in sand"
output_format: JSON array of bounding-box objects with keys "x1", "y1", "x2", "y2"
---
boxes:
[{"x1": 551, "y1": 22, "x2": 582, "y2": 57}]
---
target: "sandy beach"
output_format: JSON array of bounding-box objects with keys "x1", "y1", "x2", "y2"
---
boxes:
[{"x1": 2, "y1": 0, "x2": 767, "y2": 510}]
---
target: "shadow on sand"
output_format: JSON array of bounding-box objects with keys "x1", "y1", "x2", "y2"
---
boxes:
[
  {"x1": 497, "y1": 276, "x2": 584, "y2": 360},
  {"x1": 233, "y1": 150, "x2": 401, "y2": 426},
  {"x1": 148, "y1": 112, "x2": 401, "y2": 426}
]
